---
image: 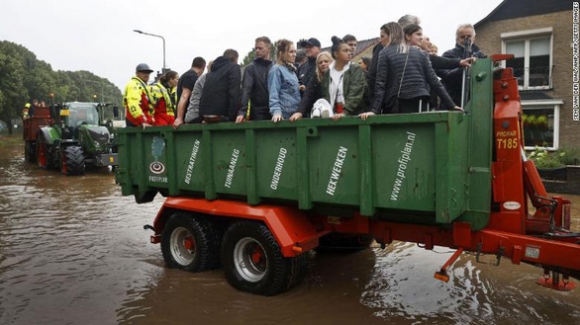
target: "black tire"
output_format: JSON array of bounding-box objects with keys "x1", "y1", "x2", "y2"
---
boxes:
[
  {"x1": 60, "y1": 146, "x2": 85, "y2": 176},
  {"x1": 161, "y1": 213, "x2": 222, "y2": 272},
  {"x1": 221, "y1": 221, "x2": 308, "y2": 296},
  {"x1": 316, "y1": 233, "x2": 373, "y2": 253},
  {"x1": 25, "y1": 141, "x2": 37, "y2": 163}
]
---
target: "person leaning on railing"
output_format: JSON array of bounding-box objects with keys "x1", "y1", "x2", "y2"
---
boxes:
[
  {"x1": 436, "y1": 23, "x2": 486, "y2": 107},
  {"x1": 292, "y1": 37, "x2": 367, "y2": 121},
  {"x1": 149, "y1": 70, "x2": 178, "y2": 126},
  {"x1": 360, "y1": 23, "x2": 460, "y2": 120},
  {"x1": 123, "y1": 63, "x2": 155, "y2": 128},
  {"x1": 268, "y1": 39, "x2": 301, "y2": 123},
  {"x1": 290, "y1": 51, "x2": 333, "y2": 121}
]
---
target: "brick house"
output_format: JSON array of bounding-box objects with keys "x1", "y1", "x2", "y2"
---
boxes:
[{"x1": 475, "y1": 0, "x2": 576, "y2": 150}]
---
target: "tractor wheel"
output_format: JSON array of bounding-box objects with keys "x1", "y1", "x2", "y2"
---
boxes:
[
  {"x1": 222, "y1": 221, "x2": 308, "y2": 296},
  {"x1": 60, "y1": 146, "x2": 85, "y2": 176},
  {"x1": 161, "y1": 213, "x2": 222, "y2": 272},
  {"x1": 25, "y1": 141, "x2": 37, "y2": 163},
  {"x1": 36, "y1": 137, "x2": 52, "y2": 169},
  {"x1": 315, "y1": 233, "x2": 373, "y2": 253}
]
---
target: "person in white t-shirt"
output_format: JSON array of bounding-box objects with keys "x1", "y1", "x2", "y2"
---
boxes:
[{"x1": 320, "y1": 36, "x2": 368, "y2": 120}]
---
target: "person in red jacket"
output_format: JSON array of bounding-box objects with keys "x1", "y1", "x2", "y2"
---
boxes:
[
  {"x1": 150, "y1": 70, "x2": 179, "y2": 126},
  {"x1": 123, "y1": 63, "x2": 154, "y2": 127}
]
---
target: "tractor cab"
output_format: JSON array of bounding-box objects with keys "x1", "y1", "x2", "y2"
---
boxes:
[
  {"x1": 54, "y1": 102, "x2": 100, "y2": 142},
  {"x1": 66, "y1": 103, "x2": 99, "y2": 129}
]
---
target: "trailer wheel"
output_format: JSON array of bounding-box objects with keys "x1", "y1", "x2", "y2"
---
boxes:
[
  {"x1": 222, "y1": 221, "x2": 308, "y2": 296},
  {"x1": 25, "y1": 141, "x2": 37, "y2": 163},
  {"x1": 161, "y1": 213, "x2": 221, "y2": 272},
  {"x1": 60, "y1": 146, "x2": 85, "y2": 176}
]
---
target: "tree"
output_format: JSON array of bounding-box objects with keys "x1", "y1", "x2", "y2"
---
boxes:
[
  {"x1": 242, "y1": 49, "x2": 255, "y2": 66},
  {"x1": 0, "y1": 50, "x2": 27, "y2": 134}
]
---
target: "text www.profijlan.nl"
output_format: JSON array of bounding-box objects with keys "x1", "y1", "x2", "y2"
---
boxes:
[{"x1": 390, "y1": 132, "x2": 416, "y2": 201}]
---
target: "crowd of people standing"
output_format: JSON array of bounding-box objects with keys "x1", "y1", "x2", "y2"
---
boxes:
[{"x1": 122, "y1": 14, "x2": 486, "y2": 128}]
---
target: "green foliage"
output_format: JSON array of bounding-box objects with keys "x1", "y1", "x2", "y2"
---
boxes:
[
  {"x1": 242, "y1": 48, "x2": 255, "y2": 66},
  {"x1": 558, "y1": 146, "x2": 580, "y2": 166},
  {"x1": 0, "y1": 40, "x2": 123, "y2": 127},
  {"x1": 0, "y1": 48, "x2": 27, "y2": 118},
  {"x1": 528, "y1": 146, "x2": 580, "y2": 169}
]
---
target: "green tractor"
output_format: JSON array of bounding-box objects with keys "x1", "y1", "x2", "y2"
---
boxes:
[{"x1": 36, "y1": 102, "x2": 119, "y2": 175}]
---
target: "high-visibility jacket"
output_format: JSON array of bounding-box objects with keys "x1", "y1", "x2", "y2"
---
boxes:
[
  {"x1": 123, "y1": 77, "x2": 153, "y2": 126},
  {"x1": 170, "y1": 86, "x2": 177, "y2": 109},
  {"x1": 149, "y1": 82, "x2": 175, "y2": 126}
]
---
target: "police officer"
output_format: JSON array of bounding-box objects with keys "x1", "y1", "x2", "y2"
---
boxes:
[{"x1": 123, "y1": 63, "x2": 154, "y2": 127}]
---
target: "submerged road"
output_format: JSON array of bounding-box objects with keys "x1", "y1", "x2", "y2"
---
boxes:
[{"x1": 1, "y1": 142, "x2": 579, "y2": 325}]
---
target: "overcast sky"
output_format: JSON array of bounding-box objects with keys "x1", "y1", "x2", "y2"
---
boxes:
[{"x1": 1, "y1": 0, "x2": 504, "y2": 91}]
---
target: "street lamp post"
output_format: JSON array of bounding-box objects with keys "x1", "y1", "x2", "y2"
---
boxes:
[{"x1": 133, "y1": 29, "x2": 166, "y2": 73}]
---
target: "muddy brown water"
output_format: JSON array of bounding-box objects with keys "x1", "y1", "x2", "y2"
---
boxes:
[{"x1": 1, "y1": 142, "x2": 580, "y2": 325}]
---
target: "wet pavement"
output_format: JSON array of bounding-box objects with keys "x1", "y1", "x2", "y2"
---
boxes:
[{"x1": 1, "y1": 141, "x2": 580, "y2": 325}]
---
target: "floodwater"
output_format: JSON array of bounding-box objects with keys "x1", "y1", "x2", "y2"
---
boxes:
[{"x1": 1, "y1": 141, "x2": 580, "y2": 325}]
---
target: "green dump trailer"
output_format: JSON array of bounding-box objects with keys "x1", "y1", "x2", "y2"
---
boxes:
[{"x1": 116, "y1": 58, "x2": 580, "y2": 296}]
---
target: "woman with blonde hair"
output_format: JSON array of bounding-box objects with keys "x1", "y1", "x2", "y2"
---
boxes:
[
  {"x1": 290, "y1": 51, "x2": 333, "y2": 121},
  {"x1": 268, "y1": 39, "x2": 300, "y2": 123}
]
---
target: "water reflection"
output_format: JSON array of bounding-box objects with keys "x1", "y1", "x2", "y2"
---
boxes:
[
  {"x1": 2, "y1": 141, "x2": 580, "y2": 325},
  {"x1": 362, "y1": 242, "x2": 580, "y2": 325},
  {"x1": 116, "y1": 250, "x2": 378, "y2": 325}
]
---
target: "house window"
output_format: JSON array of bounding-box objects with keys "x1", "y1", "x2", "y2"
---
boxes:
[
  {"x1": 521, "y1": 100, "x2": 562, "y2": 150},
  {"x1": 502, "y1": 28, "x2": 553, "y2": 90}
]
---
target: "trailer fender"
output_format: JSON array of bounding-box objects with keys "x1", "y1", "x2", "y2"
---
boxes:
[
  {"x1": 37, "y1": 126, "x2": 58, "y2": 145},
  {"x1": 154, "y1": 197, "x2": 324, "y2": 257}
]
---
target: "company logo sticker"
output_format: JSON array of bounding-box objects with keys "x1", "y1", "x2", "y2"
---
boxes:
[
  {"x1": 150, "y1": 136, "x2": 166, "y2": 175},
  {"x1": 503, "y1": 201, "x2": 521, "y2": 210}
]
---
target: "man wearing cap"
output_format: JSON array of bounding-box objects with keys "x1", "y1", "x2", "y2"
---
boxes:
[
  {"x1": 123, "y1": 63, "x2": 155, "y2": 128},
  {"x1": 297, "y1": 38, "x2": 321, "y2": 94}
]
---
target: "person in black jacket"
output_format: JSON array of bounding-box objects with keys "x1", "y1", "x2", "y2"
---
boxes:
[
  {"x1": 236, "y1": 37, "x2": 273, "y2": 122},
  {"x1": 404, "y1": 24, "x2": 473, "y2": 110},
  {"x1": 368, "y1": 22, "x2": 397, "y2": 103},
  {"x1": 437, "y1": 24, "x2": 487, "y2": 107},
  {"x1": 360, "y1": 23, "x2": 460, "y2": 119},
  {"x1": 297, "y1": 38, "x2": 321, "y2": 94},
  {"x1": 199, "y1": 49, "x2": 241, "y2": 122}
]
